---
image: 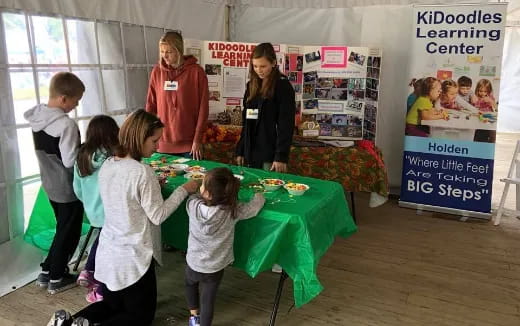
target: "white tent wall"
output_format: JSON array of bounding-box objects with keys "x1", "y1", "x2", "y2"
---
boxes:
[
  {"x1": 230, "y1": 0, "x2": 519, "y2": 192},
  {"x1": 500, "y1": 26, "x2": 520, "y2": 132},
  {"x1": 0, "y1": 0, "x2": 227, "y2": 40}
]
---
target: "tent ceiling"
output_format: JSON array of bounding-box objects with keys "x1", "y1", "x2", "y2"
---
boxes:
[
  {"x1": 234, "y1": 0, "x2": 495, "y2": 8},
  {"x1": 0, "y1": 0, "x2": 227, "y2": 40}
]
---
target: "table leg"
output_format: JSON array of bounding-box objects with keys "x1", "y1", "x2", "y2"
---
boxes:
[
  {"x1": 269, "y1": 270, "x2": 288, "y2": 326},
  {"x1": 350, "y1": 192, "x2": 356, "y2": 223},
  {"x1": 516, "y1": 165, "x2": 520, "y2": 218}
]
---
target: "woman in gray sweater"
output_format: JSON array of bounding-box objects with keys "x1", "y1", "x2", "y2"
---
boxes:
[{"x1": 47, "y1": 110, "x2": 199, "y2": 326}]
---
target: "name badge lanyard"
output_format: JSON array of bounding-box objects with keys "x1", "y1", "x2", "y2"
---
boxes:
[{"x1": 165, "y1": 71, "x2": 178, "y2": 108}]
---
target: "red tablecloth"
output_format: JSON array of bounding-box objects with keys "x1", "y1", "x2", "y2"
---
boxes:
[{"x1": 203, "y1": 132, "x2": 389, "y2": 197}]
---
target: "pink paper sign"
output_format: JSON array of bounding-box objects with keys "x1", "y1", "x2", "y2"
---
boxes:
[{"x1": 321, "y1": 46, "x2": 348, "y2": 68}]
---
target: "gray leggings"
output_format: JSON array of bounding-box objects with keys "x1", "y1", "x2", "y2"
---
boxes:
[{"x1": 184, "y1": 265, "x2": 224, "y2": 326}]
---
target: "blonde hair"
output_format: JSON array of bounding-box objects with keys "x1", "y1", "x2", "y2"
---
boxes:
[
  {"x1": 117, "y1": 109, "x2": 164, "y2": 161},
  {"x1": 475, "y1": 79, "x2": 493, "y2": 95},
  {"x1": 49, "y1": 72, "x2": 85, "y2": 98},
  {"x1": 158, "y1": 31, "x2": 183, "y2": 66},
  {"x1": 441, "y1": 80, "x2": 458, "y2": 93}
]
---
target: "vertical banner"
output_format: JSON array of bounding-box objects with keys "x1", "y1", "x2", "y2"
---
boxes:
[{"x1": 400, "y1": 4, "x2": 507, "y2": 216}]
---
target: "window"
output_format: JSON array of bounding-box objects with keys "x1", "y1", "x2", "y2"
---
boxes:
[{"x1": 0, "y1": 9, "x2": 168, "y2": 235}]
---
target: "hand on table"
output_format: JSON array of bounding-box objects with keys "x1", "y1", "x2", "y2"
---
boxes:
[
  {"x1": 190, "y1": 142, "x2": 203, "y2": 160},
  {"x1": 236, "y1": 156, "x2": 244, "y2": 166},
  {"x1": 270, "y1": 161, "x2": 287, "y2": 173}
]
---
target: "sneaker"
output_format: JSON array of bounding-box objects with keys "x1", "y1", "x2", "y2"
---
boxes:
[
  {"x1": 85, "y1": 287, "x2": 104, "y2": 303},
  {"x1": 188, "y1": 315, "x2": 201, "y2": 326},
  {"x1": 46, "y1": 309, "x2": 72, "y2": 326},
  {"x1": 36, "y1": 272, "x2": 50, "y2": 288},
  {"x1": 271, "y1": 264, "x2": 283, "y2": 273},
  {"x1": 71, "y1": 317, "x2": 90, "y2": 326},
  {"x1": 48, "y1": 274, "x2": 78, "y2": 295},
  {"x1": 76, "y1": 270, "x2": 95, "y2": 288}
]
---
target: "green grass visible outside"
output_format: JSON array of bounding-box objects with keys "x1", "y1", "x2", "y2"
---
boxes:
[{"x1": 13, "y1": 87, "x2": 49, "y2": 100}]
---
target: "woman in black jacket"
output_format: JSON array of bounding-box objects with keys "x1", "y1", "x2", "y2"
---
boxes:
[{"x1": 236, "y1": 43, "x2": 296, "y2": 173}]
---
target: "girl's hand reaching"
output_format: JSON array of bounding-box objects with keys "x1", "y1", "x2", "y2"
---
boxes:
[{"x1": 182, "y1": 180, "x2": 200, "y2": 194}]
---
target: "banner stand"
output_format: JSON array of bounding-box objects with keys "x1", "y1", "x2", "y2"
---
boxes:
[
  {"x1": 399, "y1": 201, "x2": 491, "y2": 220},
  {"x1": 399, "y1": 3, "x2": 507, "y2": 219}
]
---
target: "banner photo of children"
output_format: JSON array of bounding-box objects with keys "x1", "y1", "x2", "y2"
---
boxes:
[{"x1": 400, "y1": 4, "x2": 507, "y2": 215}]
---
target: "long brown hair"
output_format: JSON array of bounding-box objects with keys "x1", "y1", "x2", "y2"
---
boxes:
[
  {"x1": 419, "y1": 77, "x2": 439, "y2": 97},
  {"x1": 246, "y1": 42, "x2": 281, "y2": 102},
  {"x1": 116, "y1": 109, "x2": 164, "y2": 161},
  {"x1": 77, "y1": 115, "x2": 119, "y2": 177},
  {"x1": 202, "y1": 167, "x2": 240, "y2": 219}
]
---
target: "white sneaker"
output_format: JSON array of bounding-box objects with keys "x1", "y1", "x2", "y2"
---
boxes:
[
  {"x1": 47, "y1": 310, "x2": 71, "y2": 326},
  {"x1": 271, "y1": 264, "x2": 283, "y2": 273}
]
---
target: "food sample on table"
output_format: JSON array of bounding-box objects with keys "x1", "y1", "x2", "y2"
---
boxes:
[
  {"x1": 184, "y1": 172, "x2": 206, "y2": 180},
  {"x1": 169, "y1": 164, "x2": 189, "y2": 174},
  {"x1": 184, "y1": 165, "x2": 206, "y2": 173},
  {"x1": 260, "y1": 178, "x2": 285, "y2": 191},
  {"x1": 284, "y1": 182, "x2": 310, "y2": 196}
]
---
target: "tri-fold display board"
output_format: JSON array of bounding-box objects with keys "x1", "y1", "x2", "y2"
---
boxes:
[{"x1": 184, "y1": 40, "x2": 382, "y2": 141}]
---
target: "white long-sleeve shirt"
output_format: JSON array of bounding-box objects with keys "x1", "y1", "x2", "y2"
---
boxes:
[{"x1": 95, "y1": 157, "x2": 188, "y2": 291}]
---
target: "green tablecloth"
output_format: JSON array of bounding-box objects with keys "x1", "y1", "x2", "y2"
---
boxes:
[
  {"x1": 148, "y1": 153, "x2": 357, "y2": 307},
  {"x1": 24, "y1": 188, "x2": 90, "y2": 250}
]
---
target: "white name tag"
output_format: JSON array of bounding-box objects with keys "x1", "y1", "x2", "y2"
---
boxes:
[
  {"x1": 246, "y1": 109, "x2": 259, "y2": 120},
  {"x1": 164, "y1": 80, "x2": 178, "y2": 91},
  {"x1": 303, "y1": 129, "x2": 319, "y2": 137}
]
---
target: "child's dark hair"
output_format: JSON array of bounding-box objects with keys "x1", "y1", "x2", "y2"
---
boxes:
[
  {"x1": 457, "y1": 76, "x2": 472, "y2": 88},
  {"x1": 409, "y1": 78, "x2": 424, "y2": 95},
  {"x1": 77, "y1": 115, "x2": 120, "y2": 177},
  {"x1": 202, "y1": 167, "x2": 240, "y2": 219},
  {"x1": 419, "y1": 77, "x2": 439, "y2": 97}
]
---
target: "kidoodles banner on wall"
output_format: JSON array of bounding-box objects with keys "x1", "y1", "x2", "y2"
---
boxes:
[{"x1": 399, "y1": 4, "x2": 507, "y2": 217}]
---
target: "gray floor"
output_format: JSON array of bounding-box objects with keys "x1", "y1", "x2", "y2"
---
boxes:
[{"x1": 1, "y1": 132, "x2": 520, "y2": 326}]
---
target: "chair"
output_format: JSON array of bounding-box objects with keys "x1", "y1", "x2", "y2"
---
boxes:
[
  {"x1": 494, "y1": 140, "x2": 520, "y2": 226},
  {"x1": 73, "y1": 226, "x2": 100, "y2": 271}
]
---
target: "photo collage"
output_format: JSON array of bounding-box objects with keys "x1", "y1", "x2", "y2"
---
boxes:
[
  {"x1": 363, "y1": 53, "x2": 381, "y2": 141},
  {"x1": 284, "y1": 53, "x2": 304, "y2": 117},
  {"x1": 294, "y1": 46, "x2": 381, "y2": 140},
  {"x1": 300, "y1": 70, "x2": 365, "y2": 139}
]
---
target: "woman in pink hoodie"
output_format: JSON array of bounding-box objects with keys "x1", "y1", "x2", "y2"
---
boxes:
[{"x1": 145, "y1": 31, "x2": 209, "y2": 160}]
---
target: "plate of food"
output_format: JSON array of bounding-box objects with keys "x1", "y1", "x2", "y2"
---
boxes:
[
  {"x1": 284, "y1": 182, "x2": 310, "y2": 196},
  {"x1": 260, "y1": 178, "x2": 285, "y2": 191},
  {"x1": 184, "y1": 172, "x2": 206, "y2": 181},
  {"x1": 184, "y1": 165, "x2": 206, "y2": 173},
  {"x1": 169, "y1": 163, "x2": 189, "y2": 174}
]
